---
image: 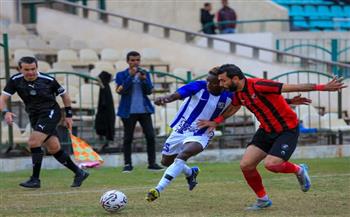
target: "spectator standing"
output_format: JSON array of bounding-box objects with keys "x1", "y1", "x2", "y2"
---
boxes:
[
  {"x1": 217, "y1": 0, "x2": 237, "y2": 34},
  {"x1": 95, "y1": 71, "x2": 115, "y2": 151},
  {"x1": 115, "y1": 51, "x2": 163, "y2": 172},
  {"x1": 200, "y1": 2, "x2": 216, "y2": 34}
]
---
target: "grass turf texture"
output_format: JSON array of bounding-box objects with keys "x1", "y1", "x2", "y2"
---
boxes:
[{"x1": 0, "y1": 157, "x2": 349, "y2": 217}]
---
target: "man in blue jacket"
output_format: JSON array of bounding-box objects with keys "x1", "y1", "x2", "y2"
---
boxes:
[{"x1": 115, "y1": 51, "x2": 163, "y2": 172}]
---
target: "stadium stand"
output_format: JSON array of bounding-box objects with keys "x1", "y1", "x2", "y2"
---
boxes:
[
  {"x1": 56, "y1": 49, "x2": 79, "y2": 65},
  {"x1": 100, "y1": 48, "x2": 120, "y2": 62},
  {"x1": 274, "y1": 0, "x2": 350, "y2": 31},
  {"x1": 37, "y1": 60, "x2": 51, "y2": 72},
  {"x1": 70, "y1": 39, "x2": 88, "y2": 50},
  {"x1": 0, "y1": 0, "x2": 349, "y2": 155},
  {"x1": 79, "y1": 48, "x2": 99, "y2": 65}
]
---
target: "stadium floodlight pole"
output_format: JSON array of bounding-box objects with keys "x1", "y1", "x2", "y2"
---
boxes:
[{"x1": 1, "y1": 33, "x2": 14, "y2": 147}]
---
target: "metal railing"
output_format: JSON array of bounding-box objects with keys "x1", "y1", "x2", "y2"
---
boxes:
[
  {"x1": 47, "y1": 0, "x2": 350, "y2": 74},
  {"x1": 0, "y1": 33, "x2": 13, "y2": 149},
  {"x1": 276, "y1": 39, "x2": 350, "y2": 77}
]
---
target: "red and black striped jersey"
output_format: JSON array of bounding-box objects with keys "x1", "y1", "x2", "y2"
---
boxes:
[{"x1": 232, "y1": 78, "x2": 298, "y2": 133}]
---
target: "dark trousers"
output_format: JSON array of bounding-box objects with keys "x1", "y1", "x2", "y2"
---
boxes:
[{"x1": 121, "y1": 113, "x2": 156, "y2": 166}]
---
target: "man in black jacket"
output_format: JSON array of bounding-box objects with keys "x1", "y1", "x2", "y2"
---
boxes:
[{"x1": 201, "y1": 3, "x2": 216, "y2": 34}]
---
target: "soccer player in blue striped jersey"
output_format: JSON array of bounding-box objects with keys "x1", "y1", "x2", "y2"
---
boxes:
[{"x1": 145, "y1": 67, "x2": 237, "y2": 202}]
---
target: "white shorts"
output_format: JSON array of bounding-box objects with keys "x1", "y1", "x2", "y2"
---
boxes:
[{"x1": 161, "y1": 131, "x2": 214, "y2": 156}]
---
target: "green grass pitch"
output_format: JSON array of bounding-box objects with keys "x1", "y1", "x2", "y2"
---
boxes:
[{"x1": 1, "y1": 157, "x2": 349, "y2": 217}]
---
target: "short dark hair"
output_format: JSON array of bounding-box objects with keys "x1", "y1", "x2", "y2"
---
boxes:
[
  {"x1": 218, "y1": 64, "x2": 245, "y2": 79},
  {"x1": 126, "y1": 51, "x2": 141, "y2": 61},
  {"x1": 18, "y1": 56, "x2": 38, "y2": 68},
  {"x1": 204, "y1": 2, "x2": 211, "y2": 7},
  {"x1": 208, "y1": 66, "x2": 220, "y2": 76}
]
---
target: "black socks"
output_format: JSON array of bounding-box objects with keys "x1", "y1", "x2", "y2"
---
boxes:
[
  {"x1": 53, "y1": 149, "x2": 80, "y2": 174},
  {"x1": 31, "y1": 147, "x2": 44, "y2": 179}
]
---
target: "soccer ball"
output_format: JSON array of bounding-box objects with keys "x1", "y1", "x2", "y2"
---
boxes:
[{"x1": 100, "y1": 190, "x2": 128, "y2": 212}]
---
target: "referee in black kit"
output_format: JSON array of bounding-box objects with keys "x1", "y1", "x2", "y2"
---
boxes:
[{"x1": 0, "y1": 56, "x2": 89, "y2": 188}]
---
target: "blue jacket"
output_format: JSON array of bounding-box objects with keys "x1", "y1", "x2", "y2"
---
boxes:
[{"x1": 115, "y1": 68, "x2": 154, "y2": 118}]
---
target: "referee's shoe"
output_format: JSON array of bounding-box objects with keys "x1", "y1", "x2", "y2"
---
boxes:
[
  {"x1": 71, "y1": 170, "x2": 89, "y2": 187},
  {"x1": 19, "y1": 176, "x2": 41, "y2": 188}
]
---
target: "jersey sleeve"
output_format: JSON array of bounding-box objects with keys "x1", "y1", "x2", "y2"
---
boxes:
[
  {"x1": 254, "y1": 79, "x2": 283, "y2": 94},
  {"x1": 52, "y1": 78, "x2": 66, "y2": 96},
  {"x1": 176, "y1": 81, "x2": 206, "y2": 99},
  {"x1": 2, "y1": 78, "x2": 16, "y2": 96}
]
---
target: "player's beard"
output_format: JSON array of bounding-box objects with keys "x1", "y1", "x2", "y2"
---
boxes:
[{"x1": 229, "y1": 82, "x2": 238, "y2": 92}]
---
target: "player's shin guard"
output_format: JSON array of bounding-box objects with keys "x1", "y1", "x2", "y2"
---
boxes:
[
  {"x1": 31, "y1": 147, "x2": 44, "y2": 179},
  {"x1": 265, "y1": 161, "x2": 300, "y2": 174},
  {"x1": 53, "y1": 149, "x2": 80, "y2": 174},
  {"x1": 156, "y1": 158, "x2": 185, "y2": 192},
  {"x1": 242, "y1": 169, "x2": 267, "y2": 198}
]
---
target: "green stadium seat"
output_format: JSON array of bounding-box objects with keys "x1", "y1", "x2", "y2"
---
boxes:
[
  {"x1": 331, "y1": 5, "x2": 346, "y2": 17},
  {"x1": 304, "y1": 5, "x2": 318, "y2": 16},
  {"x1": 290, "y1": 5, "x2": 305, "y2": 16},
  {"x1": 317, "y1": 6, "x2": 331, "y2": 17},
  {"x1": 293, "y1": 16, "x2": 309, "y2": 28}
]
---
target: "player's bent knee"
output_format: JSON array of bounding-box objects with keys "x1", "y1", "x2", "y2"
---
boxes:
[
  {"x1": 177, "y1": 152, "x2": 192, "y2": 161},
  {"x1": 161, "y1": 158, "x2": 172, "y2": 167},
  {"x1": 240, "y1": 160, "x2": 256, "y2": 171},
  {"x1": 161, "y1": 159, "x2": 171, "y2": 167}
]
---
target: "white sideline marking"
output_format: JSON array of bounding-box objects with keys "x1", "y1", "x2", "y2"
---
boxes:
[{"x1": 9, "y1": 173, "x2": 350, "y2": 197}]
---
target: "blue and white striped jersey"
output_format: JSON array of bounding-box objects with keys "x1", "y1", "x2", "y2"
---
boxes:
[{"x1": 170, "y1": 81, "x2": 232, "y2": 136}]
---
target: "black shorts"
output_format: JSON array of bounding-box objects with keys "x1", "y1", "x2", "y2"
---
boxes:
[
  {"x1": 29, "y1": 106, "x2": 61, "y2": 137},
  {"x1": 248, "y1": 127, "x2": 299, "y2": 161}
]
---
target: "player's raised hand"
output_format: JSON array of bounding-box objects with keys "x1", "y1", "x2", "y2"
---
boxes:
[
  {"x1": 197, "y1": 119, "x2": 217, "y2": 132},
  {"x1": 4, "y1": 112, "x2": 16, "y2": 126},
  {"x1": 290, "y1": 94, "x2": 312, "y2": 105},
  {"x1": 323, "y1": 77, "x2": 347, "y2": 91}
]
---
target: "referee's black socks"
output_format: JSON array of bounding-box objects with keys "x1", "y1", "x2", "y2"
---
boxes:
[
  {"x1": 31, "y1": 147, "x2": 44, "y2": 179},
  {"x1": 53, "y1": 149, "x2": 80, "y2": 174}
]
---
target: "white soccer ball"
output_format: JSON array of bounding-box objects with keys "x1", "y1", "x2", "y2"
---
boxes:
[{"x1": 100, "y1": 190, "x2": 128, "y2": 212}]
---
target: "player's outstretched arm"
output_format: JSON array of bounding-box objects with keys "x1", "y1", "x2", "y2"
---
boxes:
[
  {"x1": 197, "y1": 104, "x2": 241, "y2": 131},
  {"x1": 0, "y1": 94, "x2": 16, "y2": 126},
  {"x1": 154, "y1": 92, "x2": 181, "y2": 106},
  {"x1": 285, "y1": 94, "x2": 312, "y2": 105},
  {"x1": 281, "y1": 77, "x2": 347, "y2": 93}
]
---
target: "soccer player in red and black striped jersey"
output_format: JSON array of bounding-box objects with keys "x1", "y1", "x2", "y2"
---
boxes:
[{"x1": 198, "y1": 64, "x2": 347, "y2": 211}]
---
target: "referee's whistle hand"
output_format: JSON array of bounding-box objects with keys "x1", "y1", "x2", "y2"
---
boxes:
[{"x1": 65, "y1": 118, "x2": 73, "y2": 131}]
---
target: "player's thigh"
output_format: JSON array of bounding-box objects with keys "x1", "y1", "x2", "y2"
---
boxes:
[
  {"x1": 43, "y1": 135, "x2": 61, "y2": 154},
  {"x1": 268, "y1": 128, "x2": 299, "y2": 161},
  {"x1": 28, "y1": 131, "x2": 50, "y2": 148},
  {"x1": 240, "y1": 145, "x2": 267, "y2": 170}
]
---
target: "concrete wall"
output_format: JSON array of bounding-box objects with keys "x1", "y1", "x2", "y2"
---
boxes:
[
  {"x1": 100, "y1": 0, "x2": 288, "y2": 33},
  {"x1": 0, "y1": 0, "x2": 17, "y2": 23},
  {"x1": 36, "y1": 8, "x2": 298, "y2": 78},
  {"x1": 1, "y1": 145, "x2": 349, "y2": 172}
]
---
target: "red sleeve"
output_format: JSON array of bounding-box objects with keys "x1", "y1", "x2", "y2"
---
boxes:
[
  {"x1": 254, "y1": 79, "x2": 283, "y2": 94},
  {"x1": 231, "y1": 92, "x2": 241, "y2": 106}
]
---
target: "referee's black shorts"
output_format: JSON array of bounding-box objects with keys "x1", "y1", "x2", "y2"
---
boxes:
[
  {"x1": 29, "y1": 106, "x2": 61, "y2": 137},
  {"x1": 248, "y1": 126, "x2": 299, "y2": 161}
]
